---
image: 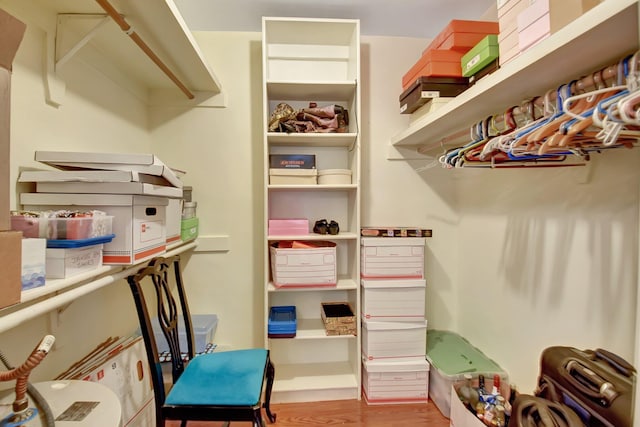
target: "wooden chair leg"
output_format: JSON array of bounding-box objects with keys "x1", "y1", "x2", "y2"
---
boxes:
[{"x1": 263, "y1": 359, "x2": 276, "y2": 423}]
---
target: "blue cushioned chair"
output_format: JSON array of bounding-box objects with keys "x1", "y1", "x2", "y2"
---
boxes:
[{"x1": 127, "y1": 255, "x2": 276, "y2": 427}]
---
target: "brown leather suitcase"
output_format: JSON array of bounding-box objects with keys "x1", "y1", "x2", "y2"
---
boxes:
[
  {"x1": 508, "y1": 394, "x2": 583, "y2": 427},
  {"x1": 535, "y1": 347, "x2": 635, "y2": 427}
]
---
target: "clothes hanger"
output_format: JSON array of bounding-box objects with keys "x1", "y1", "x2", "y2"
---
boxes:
[{"x1": 523, "y1": 83, "x2": 576, "y2": 145}]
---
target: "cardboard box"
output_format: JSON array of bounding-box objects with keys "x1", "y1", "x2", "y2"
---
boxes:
[
  {"x1": 318, "y1": 169, "x2": 352, "y2": 185},
  {"x1": 362, "y1": 359, "x2": 430, "y2": 405},
  {"x1": 361, "y1": 237, "x2": 425, "y2": 279},
  {"x1": 361, "y1": 320, "x2": 427, "y2": 362},
  {"x1": 0, "y1": 231, "x2": 21, "y2": 309},
  {"x1": 21, "y1": 193, "x2": 167, "y2": 265},
  {"x1": 165, "y1": 197, "x2": 182, "y2": 245},
  {"x1": 20, "y1": 169, "x2": 183, "y2": 197},
  {"x1": 461, "y1": 35, "x2": 499, "y2": 78},
  {"x1": 269, "y1": 240, "x2": 337, "y2": 287},
  {"x1": 0, "y1": 10, "x2": 26, "y2": 231},
  {"x1": 84, "y1": 337, "x2": 155, "y2": 427},
  {"x1": 34, "y1": 150, "x2": 183, "y2": 189},
  {"x1": 425, "y1": 20, "x2": 500, "y2": 53},
  {"x1": 268, "y1": 218, "x2": 309, "y2": 236},
  {"x1": 399, "y1": 76, "x2": 468, "y2": 114},
  {"x1": 409, "y1": 98, "x2": 454, "y2": 124},
  {"x1": 517, "y1": 0, "x2": 602, "y2": 52},
  {"x1": 361, "y1": 279, "x2": 426, "y2": 322},
  {"x1": 269, "y1": 154, "x2": 316, "y2": 169},
  {"x1": 402, "y1": 50, "x2": 465, "y2": 89},
  {"x1": 46, "y1": 244, "x2": 103, "y2": 279},
  {"x1": 269, "y1": 168, "x2": 317, "y2": 185},
  {"x1": 21, "y1": 238, "x2": 46, "y2": 290}
]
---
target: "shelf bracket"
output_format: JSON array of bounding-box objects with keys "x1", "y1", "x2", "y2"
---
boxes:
[
  {"x1": 55, "y1": 14, "x2": 111, "y2": 71},
  {"x1": 387, "y1": 144, "x2": 434, "y2": 161}
]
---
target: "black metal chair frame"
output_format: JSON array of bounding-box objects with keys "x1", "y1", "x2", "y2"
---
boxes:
[{"x1": 126, "y1": 255, "x2": 276, "y2": 427}]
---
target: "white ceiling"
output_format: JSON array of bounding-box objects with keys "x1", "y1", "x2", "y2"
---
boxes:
[{"x1": 173, "y1": 0, "x2": 496, "y2": 39}]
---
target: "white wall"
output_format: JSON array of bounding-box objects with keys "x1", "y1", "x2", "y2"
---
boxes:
[
  {"x1": 2, "y1": 1, "x2": 152, "y2": 381},
  {"x1": 453, "y1": 155, "x2": 640, "y2": 393},
  {"x1": 150, "y1": 32, "x2": 265, "y2": 349}
]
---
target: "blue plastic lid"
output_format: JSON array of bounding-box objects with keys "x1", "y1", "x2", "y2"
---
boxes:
[{"x1": 46, "y1": 234, "x2": 115, "y2": 248}]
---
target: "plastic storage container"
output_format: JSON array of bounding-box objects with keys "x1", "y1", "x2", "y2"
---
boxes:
[
  {"x1": 426, "y1": 330, "x2": 508, "y2": 418},
  {"x1": 11, "y1": 215, "x2": 113, "y2": 240},
  {"x1": 151, "y1": 314, "x2": 218, "y2": 354},
  {"x1": 268, "y1": 306, "x2": 297, "y2": 338}
]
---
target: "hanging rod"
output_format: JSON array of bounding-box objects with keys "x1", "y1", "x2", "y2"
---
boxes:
[
  {"x1": 94, "y1": 0, "x2": 195, "y2": 100},
  {"x1": 419, "y1": 60, "x2": 630, "y2": 155}
]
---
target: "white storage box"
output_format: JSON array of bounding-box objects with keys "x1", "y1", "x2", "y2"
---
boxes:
[
  {"x1": 46, "y1": 244, "x2": 103, "y2": 279},
  {"x1": 361, "y1": 237, "x2": 425, "y2": 279},
  {"x1": 21, "y1": 193, "x2": 167, "y2": 265},
  {"x1": 270, "y1": 241, "x2": 337, "y2": 287},
  {"x1": 21, "y1": 238, "x2": 46, "y2": 290},
  {"x1": 269, "y1": 168, "x2": 317, "y2": 185},
  {"x1": 318, "y1": 169, "x2": 352, "y2": 185},
  {"x1": 165, "y1": 197, "x2": 182, "y2": 246},
  {"x1": 151, "y1": 314, "x2": 218, "y2": 354},
  {"x1": 362, "y1": 359, "x2": 430, "y2": 405},
  {"x1": 361, "y1": 279, "x2": 426, "y2": 322},
  {"x1": 362, "y1": 320, "x2": 427, "y2": 362}
]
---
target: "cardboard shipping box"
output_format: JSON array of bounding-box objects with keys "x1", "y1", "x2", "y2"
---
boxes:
[
  {"x1": 0, "y1": 230, "x2": 22, "y2": 309},
  {"x1": 0, "y1": 9, "x2": 26, "y2": 231}
]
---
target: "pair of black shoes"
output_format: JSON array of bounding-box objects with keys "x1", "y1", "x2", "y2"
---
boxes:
[{"x1": 313, "y1": 219, "x2": 339, "y2": 235}]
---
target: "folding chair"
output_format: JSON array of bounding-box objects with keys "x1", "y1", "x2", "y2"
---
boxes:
[{"x1": 126, "y1": 255, "x2": 276, "y2": 427}]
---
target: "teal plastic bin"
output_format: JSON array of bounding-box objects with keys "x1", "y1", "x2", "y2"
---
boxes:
[{"x1": 426, "y1": 330, "x2": 508, "y2": 418}]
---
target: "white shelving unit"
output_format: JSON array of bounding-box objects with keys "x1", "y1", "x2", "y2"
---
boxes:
[
  {"x1": 389, "y1": 0, "x2": 639, "y2": 157},
  {"x1": 0, "y1": 0, "x2": 222, "y2": 105},
  {"x1": 262, "y1": 17, "x2": 361, "y2": 403}
]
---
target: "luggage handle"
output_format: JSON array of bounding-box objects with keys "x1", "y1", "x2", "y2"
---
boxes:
[
  {"x1": 564, "y1": 360, "x2": 618, "y2": 406},
  {"x1": 594, "y1": 348, "x2": 635, "y2": 377}
]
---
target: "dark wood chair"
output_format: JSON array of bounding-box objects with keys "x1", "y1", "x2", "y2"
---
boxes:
[{"x1": 126, "y1": 255, "x2": 276, "y2": 427}]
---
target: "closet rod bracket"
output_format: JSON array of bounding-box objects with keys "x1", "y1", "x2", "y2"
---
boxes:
[{"x1": 55, "y1": 13, "x2": 111, "y2": 71}]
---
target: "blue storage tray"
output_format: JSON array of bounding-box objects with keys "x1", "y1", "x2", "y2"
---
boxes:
[
  {"x1": 46, "y1": 234, "x2": 115, "y2": 248},
  {"x1": 268, "y1": 306, "x2": 297, "y2": 337}
]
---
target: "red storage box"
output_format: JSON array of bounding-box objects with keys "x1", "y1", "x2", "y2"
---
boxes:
[
  {"x1": 425, "y1": 20, "x2": 499, "y2": 54},
  {"x1": 402, "y1": 50, "x2": 465, "y2": 89}
]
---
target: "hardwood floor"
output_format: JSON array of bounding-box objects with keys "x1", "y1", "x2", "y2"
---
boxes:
[{"x1": 165, "y1": 398, "x2": 450, "y2": 426}]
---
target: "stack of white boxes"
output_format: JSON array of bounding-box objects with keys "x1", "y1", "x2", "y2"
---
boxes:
[
  {"x1": 360, "y1": 236, "x2": 429, "y2": 404},
  {"x1": 18, "y1": 151, "x2": 184, "y2": 269}
]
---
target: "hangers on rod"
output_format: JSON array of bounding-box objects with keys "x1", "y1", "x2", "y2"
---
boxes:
[{"x1": 432, "y1": 51, "x2": 640, "y2": 170}]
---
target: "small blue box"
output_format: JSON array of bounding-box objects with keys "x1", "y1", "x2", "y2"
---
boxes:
[{"x1": 268, "y1": 306, "x2": 297, "y2": 338}]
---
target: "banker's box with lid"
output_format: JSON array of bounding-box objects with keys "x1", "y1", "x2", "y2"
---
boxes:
[
  {"x1": 269, "y1": 241, "x2": 337, "y2": 287},
  {"x1": 21, "y1": 193, "x2": 167, "y2": 265},
  {"x1": 426, "y1": 330, "x2": 508, "y2": 418},
  {"x1": 362, "y1": 320, "x2": 427, "y2": 362},
  {"x1": 362, "y1": 359, "x2": 430, "y2": 405},
  {"x1": 361, "y1": 279, "x2": 426, "y2": 322},
  {"x1": 361, "y1": 237, "x2": 425, "y2": 279}
]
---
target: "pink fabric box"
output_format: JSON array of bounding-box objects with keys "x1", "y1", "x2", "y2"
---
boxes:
[{"x1": 268, "y1": 219, "x2": 309, "y2": 236}]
